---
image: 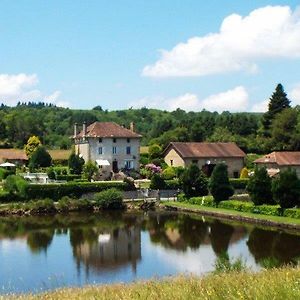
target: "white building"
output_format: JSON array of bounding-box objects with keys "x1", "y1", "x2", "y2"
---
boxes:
[{"x1": 73, "y1": 122, "x2": 142, "y2": 178}]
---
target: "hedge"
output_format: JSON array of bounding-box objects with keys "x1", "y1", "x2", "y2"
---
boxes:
[
  {"x1": 283, "y1": 208, "x2": 300, "y2": 219},
  {"x1": 0, "y1": 191, "x2": 21, "y2": 203},
  {"x1": 218, "y1": 200, "x2": 254, "y2": 212},
  {"x1": 25, "y1": 181, "x2": 135, "y2": 200},
  {"x1": 229, "y1": 178, "x2": 249, "y2": 189},
  {"x1": 164, "y1": 179, "x2": 181, "y2": 190},
  {"x1": 251, "y1": 204, "x2": 282, "y2": 216},
  {"x1": 56, "y1": 174, "x2": 82, "y2": 181},
  {"x1": 188, "y1": 196, "x2": 214, "y2": 207}
]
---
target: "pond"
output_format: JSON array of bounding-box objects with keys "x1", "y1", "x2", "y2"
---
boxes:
[{"x1": 0, "y1": 211, "x2": 300, "y2": 293}]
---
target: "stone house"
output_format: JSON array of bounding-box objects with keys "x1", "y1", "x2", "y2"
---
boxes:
[
  {"x1": 163, "y1": 142, "x2": 246, "y2": 178},
  {"x1": 254, "y1": 152, "x2": 300, "y2": 177},
  {"x1": 73, "y1": 122, "x2": 142, "y2": 178}
]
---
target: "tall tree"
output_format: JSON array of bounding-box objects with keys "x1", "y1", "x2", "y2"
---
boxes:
[
  {"x1": 262, "y1": 83, "x2": 291, "y2": 135},
  {"x1": 24, "y1": 136, "x2": 42, "y2": 158}
]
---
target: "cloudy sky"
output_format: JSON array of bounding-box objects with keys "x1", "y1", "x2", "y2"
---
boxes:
[{"x1": 0, "y1": 0, "x2": 300, "y2": 112}]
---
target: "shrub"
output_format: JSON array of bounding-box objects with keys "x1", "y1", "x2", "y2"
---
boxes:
[
  {"x1": 251, "y1": 205, "x2": 281, "y2": 216},
  {"x1": 24, "y1": 135, "x2": 41, "y2": 158},
  {"x1": 188, "y1": 196, "x2": 215, "y2": 207},
  {"x1": 94, "y1": 188, "x2": 124, "y2": 209},
  {"x1": 25, "y1": 199, "x2": 56, "y2": 214},
  {"x1": 57, "y1": 196, "x2": 72, "y2": 211},
  {"x1": 180, "y1": 164, "x2": 208, "y2": 198},
  {"x1": 209, "y1": 164, "x2": 234, "y2": 205},
  {"x1": 283, "y1": 208, "x2": 300, "y2": 219},
  {"x1": 240, "y1": 167, "x2": 249, "y2": 179},
  {"x1": 174, "y1": 166, "x2": 185, "y2": 178},
  {"x1": 3, "y1": 175, "x2": 29, "y2": 198},
  {"x1": 47, "y1": 167, "x2": 56, "y2": 180},
  {"x1": 272, "y1": 168, "x2": 300, "y2": 209},
  {"x1": 218, "y1": 200, "x2": 254, "y2": 213},
  {"x1": 150, "y1": 173, "x2": 166, "y2": 189},
  {"x1": 247, "y1": 167, "x2": 273, "y2": 205},
  {"x1": 149, "y1": 144, "x2": 162, "y2": 159},
  {"x1": 0, "y1": 167, "x2": 15, "y2": 180},
  {"x1": 56, "y1": 174, "x2": 82, "y2": 181},
  {"x1": 165, "y1": 179, "x2": 181, "y2": 190},
  {"x1": 162, "y1": 166, "x2": 176, "y2": 180},
  {"x1": 83, "y1": 161, "x2": 98, "y2": 181},
  {"x1": 140, "y1": 153, "x2": 149, "y2": 165},
  {"x1": 68, "y1": 153, "x2": 85, "y2": 175},
  {"x1": 229, "y1": 178, "x2": 249, "y2": 189},
  {"x1": 29, "y1": 146, "x2": 52, "y2": 170}
]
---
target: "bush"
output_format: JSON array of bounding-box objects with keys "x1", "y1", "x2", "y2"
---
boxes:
[
  {"x1": 0, "y1": 191, "x2": 18, "y2": 203},
  {"x1": 83, "y1": 161, "x2": 98, "y2": 181},
  {"x1": 188, "y1": 196, "x2": 215, "y2": 207},
  {"x1": 68, "y1": 153, "x2": 85, "y2": 175},
  {"x1": 165, "y1": 179, "x2": 181, "y2": 190},
  {"x1": 94, "y1": 188, "x2": 124, "y2": 209},
  {"x1": 29, "y1": 146, "x2": 52, "y2": 170},
  {"x1": 180, "y1": 164, "x2": 208, "y2": 198},
  {"x1": 251, "y1": 205, "x2": 281, "y2": 216},
  {"x1": 56, "y1": 174, "x2": 82, "y2": 181},
  {"x1": 149, "y1": 144, "x2": 162, "y2": 159},
  {"x1": 272, "y1": 168, "x2": 300, "y2": 209},
  {"x1": 209, "y1": 164, "x2": 234, "y2": 205},
  {"x1": 174, "y1": 166, "x2": 185, "y2": 178},
  {"x1": 229, "y1": 178, "x2": 249, "y2": 189},
  {"x1": 150, "y1": 173, "x2": 166, "y2": 189},
  {"x1": 0, "y1": 167, "x2": 15, "y2": 180},
  {"x1": 57, "y1": 196, "x2": 72, "y2": 212},
  {"x1": 25, "y1": 199, "x2": 56, "y2": 213},
  {"x1": 47, "y1": 167, "x2": 56, "y2": 180},
  {"x1": 162, "y1": 166, "x2": 176, "y2": 180},
  {"x1": 57, "y1": 196, "x2": 93, "y2": 211},
  {"x1": 140, "y1": 153, "x2": 149, "y2": 165},
  {"x1": 218, "y1": 200, "x2": 254, "y2": 213},
  {"x1": 283, "y1": 208, "x2": 300, "y2": 219},
  {"x1": 3, "y1": 175, "x2": 29, "y2": 198},
  {"x1": 240, "y1": 167, "x2": 249, "y2": 179},
  {"x1": 247, "y1": 167, "x2": 273, "y2": 205}
]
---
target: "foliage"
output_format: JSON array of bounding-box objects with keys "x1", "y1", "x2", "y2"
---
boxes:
[
  {"x1": 150, "y1": 173, "x2": 166, "y2": 189},
  {"x1": 283, "y1": 208, "x2": 300, "y2": 219},
  {"x1": 94, "y1": 188, "x2": 124, "y2": 209},
  {"x1": 83, "y1": 161, "x2": 98, "y2": 181},
  {"x1": 47, "y1": 167, "x2": 56, "y2": 180},
  {"x1": 162, "y1": 166, "x2": 176, "y2": 180},
  {"x1": 148, "y1": 144, "x2": 162, "y2": 159},
  {"x1": 68, "y1": 152, "x2": 85, "y2": 175},
  {"x1": 272, "y1": 168, "x2": 300, "y2": 209},
  {"x1": 247, "y1": 167, "x2": 273, "y2": 205},
  {"x1": 218, "y1": 200, "x2": 254, "y2": 212},
  {"x1": 251, "y1": 204, "x2": 282, "y2": 216},
  {"x1": 29, "y1": 146, "x2": 52, "y2": 170},
  {"x1": 180, "y1": 164, "x2": 208, "y2": 198},
  {"x1": 3, "y1": 175, "x2": 29, "y2": 197},
  {"x1": 240, "y1": 167, "x2": 249, "y2": 178},
  {"x1": 24, "y1": 135, "x2": 41, "y2": 158},
  {"x1": 0, "y1": 167, "x2": 15, "y2": 180},
  {"x1": 187, "y1": 196, "x2": 215, "y2": 207},
  {"x1": 25, "y1": 199, "x2": 56, "y2": 214},
  {"x1": 229, "y1": 178, "x2": 249, "y2": 189},
  {"x1": 245, "y1": 153, "x2": 262, "y2": 169},
  {"x1": 214, "y1": 252, "x2": 247, "y2": 273},
  {"x1": 145, "y1": 163, "x2": 162, "y2": 176},
  {"x1": 208, "y1": 164, "x2": 234, "y2": 204}
]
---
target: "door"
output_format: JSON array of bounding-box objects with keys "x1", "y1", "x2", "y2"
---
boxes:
[{"x1": 112, "y1": 160, "x2": 118, "y2": 173}]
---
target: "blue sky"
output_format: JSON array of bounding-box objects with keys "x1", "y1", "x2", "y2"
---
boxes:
[{"x1": 0, "y1": 0, "x2": 300, "y2": 112}]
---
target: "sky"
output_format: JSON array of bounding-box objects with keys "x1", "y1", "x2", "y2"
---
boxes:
[{"x1": 0, "y1": 0, "x2": 300, "y2": 112}]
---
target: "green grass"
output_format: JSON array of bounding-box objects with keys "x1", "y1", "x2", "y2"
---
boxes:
[
  {"x1": 164, "y1": 201, "x2": 300, "y2": 226},
  {"x1": 8, "y1": 267, "x2": 300, "y2": 299}
]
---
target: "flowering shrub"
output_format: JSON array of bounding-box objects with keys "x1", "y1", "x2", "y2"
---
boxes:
[{"x1": 145, "y1": 163, "x2": 162, "y2": 174}]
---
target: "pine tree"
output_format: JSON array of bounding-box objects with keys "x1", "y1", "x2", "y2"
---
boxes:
[{"x1": 262, "y1": 83, "x2": 291, "y2": 135}]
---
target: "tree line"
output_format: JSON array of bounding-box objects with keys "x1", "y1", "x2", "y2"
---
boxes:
[{"x1": 0, "y1": 83, "x2": 299, "y2": 153}]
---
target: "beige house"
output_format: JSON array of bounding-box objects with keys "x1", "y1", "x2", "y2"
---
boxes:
[
  {"x1": 254, "y1": 152, "x2": 300, "y2": 177},
  {"x1": 163, "y1": 142, "x2": 246, "y2": 178},
  {"x1": 73, "y1": 122, "x2": 142, "y2": 178}
]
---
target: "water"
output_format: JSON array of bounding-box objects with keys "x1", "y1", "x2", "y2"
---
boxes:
[{"x1": 0, "y1": 211, "x2": 299, "y2": 293}]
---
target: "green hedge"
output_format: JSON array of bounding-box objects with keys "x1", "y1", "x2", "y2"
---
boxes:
[
  {"x1": 218, "y1": 200, "x2": 254, "y2": 212},
  {"x1": 56, "y1": 174, "x2": 82, "y2": 181},
  {"x1": 251, "y1": 204, "x2": 281, "y2": 216},
  {"x1": 165, "y1": 179, "x2": 181, "y2": 190},
  {"x1": 25, "y1": 181, "x2": 135, "y2": 200},
  {"x1": 188, "y1": 196, "x2": 214, "y2": 207},
  {"x1": 0, "y1": 191, "x2": 21, "y2": 203},
  {"x1": 283, "y1": 208, "x2": 300, "y2": 219},
  {"x1": 229, "y1": 178, "x2": 249, "y2": 189}
]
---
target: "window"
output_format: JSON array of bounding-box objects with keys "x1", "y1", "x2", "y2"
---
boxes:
[
  {"x1": 113, "y1": 138, "x2": 116, "y2": 143},
  {"x1": 170, "y1": 159, "x2": 173, "y2": 166},
  {"x1": 233, "y1": 171, "x2": 239, "y2": 178},
  {"x1": 127, "y1": 138, "x2": 130, "y2": 143},
  {"x1": 125, "y1": 160, "x2": 133, "y2": 169},
  {"x1": 192, "y1": 160, "x2": 198, "y2": 164},
  {"x1": 112, "y1": 146, "x2": 117, "y2": 154},
  {"x1": 98, "y1": 147, "x2": 103, "y2": 155},
  {"x1": 99, "y1": 138, "x2": 102, "y2": 143},
  {"x1": 126, "y1": 146, "x2": 131, "y2": 155}
]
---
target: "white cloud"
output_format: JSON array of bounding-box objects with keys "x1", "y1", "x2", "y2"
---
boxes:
[
  {"x1": 0, "y1": 73, "x2": 70, "y2": 107},
  {"x1": 250, "y1": 100, "x2": 269, "y2": 112},
  {"x1": 143, "y1": 6, "x2": 300, "y2": 77},
  {"x1": 129, "y1": 86, "x2": 249, "y2": 112},
  {"x1": 290, "y1": 84, "x2": 300, "y2": 105}
]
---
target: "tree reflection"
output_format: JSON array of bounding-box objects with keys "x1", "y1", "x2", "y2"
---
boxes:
[{"x1": 26, "y1": 229, "x2": 55, "y2": 253}]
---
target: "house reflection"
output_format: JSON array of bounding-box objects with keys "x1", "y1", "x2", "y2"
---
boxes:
[{"x1": 72, "y1": 226, "x2": 141, "y2": 274}]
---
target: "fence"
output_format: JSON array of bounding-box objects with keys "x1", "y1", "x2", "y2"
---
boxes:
[{"x1": 123, "y1": 189, "x2": 180, "y2": 202}]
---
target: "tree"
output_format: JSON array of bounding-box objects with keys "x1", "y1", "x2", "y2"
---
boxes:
[
  {"x1": 272, "y1": 168, "x2": 300, "y2": 209},
  {"x1": 28, "y1": 146, "x2": 52, "y2": 170},
  {"x1": 150, "y1": 173, "x2": 166, "y2": 189},
  {"x1": 149, "y1": 144, "x2": 162, "y2": 159},
  {"x1": 208, "y1": 164, "x2": 234, "y2": 205},
  {"x1": 24, "y1": 136, "x2": 41, "y2": 158},
  {"x1": 68, "y1": 153, "x2": 85, "y2": 175},
  {"x1": 83, "y1": 161, "x2": 98, "y2": 181},
  {"x1": 247, "y1": 167, "x2": 273, "y2": 205},
  {"x1": 3, "y1": 175, "x2": 28, "y2": 198},
  {"x1": 240, "y1": 167, "x2": 249, "y2": 179},
  {"x1": 180, "y1": 164, "x2": 208, "y2": 198},
  {"x1": 262, "y1": 83, "x2": 291, "y2": 135}
]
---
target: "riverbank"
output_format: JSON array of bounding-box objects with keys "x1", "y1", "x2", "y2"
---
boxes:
[
  {"x1": 7, "y1": 267, "x2": 300, "y2": 299},
  {"x1": 163, "y1": 201, "x2": 300, "y2": 230}
]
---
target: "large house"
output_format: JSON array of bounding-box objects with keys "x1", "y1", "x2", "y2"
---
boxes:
[
  {"x1": 73, "y1": 122, "x2": 142, "y2": 177},
  {"x1": 163, "y1": 142, "x2": 246, "y2": 177},
  {"x1": 254, "y1": 152, "x2": 300, "y2": 177}
]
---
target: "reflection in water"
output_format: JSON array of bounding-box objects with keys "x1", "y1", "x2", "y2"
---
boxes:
[{"x1": 0, "y1": 212, "x2": 300, "y2": 293}]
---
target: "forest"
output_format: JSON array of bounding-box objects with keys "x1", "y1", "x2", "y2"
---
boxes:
[{"x1": 0, "y1": 84, "x2": 299, "y2": 154}]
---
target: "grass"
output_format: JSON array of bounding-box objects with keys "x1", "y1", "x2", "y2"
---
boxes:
[
  {"x1": 164, "y1": 201, "x2": 300, "y2": 226},
  {"x1": 6, "y1": 267, "x2": 300, "y2": 299}
]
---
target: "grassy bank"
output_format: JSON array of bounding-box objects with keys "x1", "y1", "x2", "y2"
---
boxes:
[
  {"x1": 8, "y1": 267, "x2": 300, "y2": 299},
  {"x1": 164, "y1": 201, "x2": 300, "y2": 228}
]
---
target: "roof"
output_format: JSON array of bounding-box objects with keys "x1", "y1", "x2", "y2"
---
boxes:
[
  {"x1": 255, "y1": 152, "x2": 300, "y2": 166},
  {"x1": 164, "y1": 142, "x2": 246, "y2": 159},
  {"x1": 75, "y1": 122, "x2": 142, "y2": 138}
]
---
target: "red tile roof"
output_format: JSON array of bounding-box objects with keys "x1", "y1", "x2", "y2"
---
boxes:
[
  {"x1": 255, "y1": 152, "x2": 300, "y2": 166},
  {"x1": 165, "y1": 142, "x2": 245, "y2": 158},
  {"x1": 0, "y1": 149, "x2": 28, "y2": 162},
  {"x1": 75, "y1": 122, "x2": 142, "y2": 138}
]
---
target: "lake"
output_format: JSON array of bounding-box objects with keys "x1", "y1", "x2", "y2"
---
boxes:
[{"x1": 0, "y1": 211, "x2": 299, "y2": 294}]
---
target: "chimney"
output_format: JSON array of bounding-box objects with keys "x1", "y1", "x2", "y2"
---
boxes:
[
  {"x1": 130, "y1": 122, "x2": 135, "y2": 132},
  {"x1": 74, "y1": 123, "x2": 78, "y2": 137},
  {"x1": 83, "y1": 122, "x2": 87, "y2": 139}
]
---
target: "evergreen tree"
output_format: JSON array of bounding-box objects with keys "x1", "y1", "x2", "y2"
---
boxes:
[
  {"x1": 180, "y1": 164, "x2": 208, "y2": 198},
  {"x1": 83, "y1": 161, "x2": 98, "y2": 181},
  {"x1": 24, "y1": 136, "x2": 42, "y2": 158},
  {"x1": 262, "y1": 83, "x2": 291, "y2": 135},
  {"x1": 68, "y1": 153, "x2": 85, "y2": 175},
  {"x1": 272, "y1": 168, "x2": 300, "y2": 209},
  {"x1": 247, "y1": 167, "x2": 273, "y2": 205},
  {"x1": 208, "y1": 163, "x2": 234, "y2": 205},
  {"x1": 29, "y1": 146, "x2": 52, "y2": 170}
]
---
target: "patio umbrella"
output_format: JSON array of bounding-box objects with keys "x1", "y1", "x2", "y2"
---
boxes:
[{"x1": 0, "y1": 162, "x2": 16, "y2": 167}]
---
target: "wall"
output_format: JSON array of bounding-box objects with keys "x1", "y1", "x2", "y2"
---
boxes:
[{"x1": 164, "y1": 148, "x2": 185, "y2": 167}]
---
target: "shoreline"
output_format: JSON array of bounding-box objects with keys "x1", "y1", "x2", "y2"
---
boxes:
[{"x1": 163, "y1": 201, "x2": 300, "y2": 231}]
